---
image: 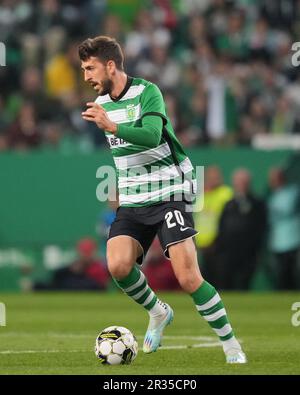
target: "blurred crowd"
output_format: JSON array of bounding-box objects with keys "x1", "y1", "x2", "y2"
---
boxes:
[
  {"x1": 1, "y1": 0, "x2": 300, "y2": 152},
  {"x1": 194, "y1": 165, "x2": 300, "y2": 290}
]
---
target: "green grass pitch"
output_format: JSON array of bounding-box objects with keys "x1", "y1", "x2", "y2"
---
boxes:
[{"x1": 0, "y1": 291, "x2": 299, "y2": 375}]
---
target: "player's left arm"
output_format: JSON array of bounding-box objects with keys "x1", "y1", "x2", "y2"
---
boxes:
[{"x1": 116, "y1": 83, "x2": 168, "y2": 148}]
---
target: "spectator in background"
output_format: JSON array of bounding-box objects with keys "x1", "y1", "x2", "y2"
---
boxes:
[
  {"x1": 0, "y1": 96, "x2": 8, "y2": 150},
  {"x1": 45, "y1": 38, "x2": 81, "y2": 99},
  {"x1": 135, "y1": 43, "x2": 180, "y2": 91},
  {"x1": 180, "y1": 81, "x2": 208, "y2": 145},
  {"x1": 35, "y1": 237, "x2": 109, "y2": 291},
  {"x1": 215, "y1": 10, "x2": 249, "y2": 61},
  {"x1": 101, "y1": 13, "x2": 125, "y2": 45},
  {"x1": 164, "y1": 91, "x2": 194, "y2": 146},
  {"x1": 96, "y1": 191, "x2": 119, "y2": 258},
  {"x1": 247, "y1": 96, "x2": 270, "y2": 135},
  {"x1": 206, "y1": 59, "x2": 238, "y2": 144},
  {"x1": 96, "y1": 191, "x2": 119, "y2": 240},
  {"x1": 194, "y1": 165, "x2": 233, "y2": 287},
  {"x1": 217, "y1": 169, "x2": 266, "y2": 290},
  {"x1": 124, "y1": 9, "x2": 158, "y2": 70},
  {"x1": 267, "y1": 167, "x2": 300, "y2": 290},
  {"x1": 142, "y1": 238, "x2": 180, "y2": 291},
  {"x1": 270, "y1": 94, "x2": 299, "y2": 135},
  {"x1": 206, "y1": 61, "x2": 228, "y2": 142},
  {"x1": 5, "y1": 66, "x2": 62, "y2": 124},
  {"x1": 5, "y1": 102, "x2": 41, "y2": 150},
  {"x1": 248, "y1": 17, "x2": 273, "y2": 62}
]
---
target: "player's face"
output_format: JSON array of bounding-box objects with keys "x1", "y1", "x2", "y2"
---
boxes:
[{"x1": 81, "y1": 57, "x2": 113, "y2": 96}]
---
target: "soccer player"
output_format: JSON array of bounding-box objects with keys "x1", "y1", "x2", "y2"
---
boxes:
[{"x1": 79, "y1": 36, "x2": 246, "y2": 363}]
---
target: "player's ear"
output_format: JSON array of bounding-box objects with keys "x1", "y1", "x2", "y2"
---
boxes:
[{"x1": 106, "y1": 60, "x2": 116, "y2": 75}]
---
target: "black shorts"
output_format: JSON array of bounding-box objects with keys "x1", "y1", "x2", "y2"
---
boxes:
[{"x1": 108, "y1": 200, "x2": 198, "y2": 264}]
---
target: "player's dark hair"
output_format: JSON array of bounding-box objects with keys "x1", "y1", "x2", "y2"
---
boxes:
[{"x1": 78, "y1": 36, "x2": 124, "y2": 70}]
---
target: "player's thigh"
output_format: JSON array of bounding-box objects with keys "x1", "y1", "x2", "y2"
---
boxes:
[
  {"x1": 106, "y1": 235, "x2": 142, "y2": 279},
  {"x1": 168, "y1": 238, "x2": 204, "y2": 292}
]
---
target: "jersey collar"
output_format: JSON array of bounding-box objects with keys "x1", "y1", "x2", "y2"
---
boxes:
[{"x1": 110, "y1": 75, "x2": 133, "y2": 102}]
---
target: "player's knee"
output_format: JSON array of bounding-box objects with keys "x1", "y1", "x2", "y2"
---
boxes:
[
  {"x1": 106, "y1": 255, "x2": 133, "y2": 280},
  {"x1": 174, "y1": 261, "x2": 203, "y2": 293},
  {"x1": 177, "y1": 274, "x2": 201, "y2": 293}
]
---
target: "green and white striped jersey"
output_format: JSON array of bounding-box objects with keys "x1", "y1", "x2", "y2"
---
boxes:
[{"x1": 95, "y1": 77, "x2": 196, "y2": 207}]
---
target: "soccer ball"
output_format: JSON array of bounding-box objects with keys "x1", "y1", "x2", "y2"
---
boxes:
[{"x1": 95, "y1": 326, "x2": 138, "y2": 365}]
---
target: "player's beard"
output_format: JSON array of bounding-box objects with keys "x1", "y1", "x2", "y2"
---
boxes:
[{"x1": 98, "y1": 73, "x2": 113, "y2": 96}]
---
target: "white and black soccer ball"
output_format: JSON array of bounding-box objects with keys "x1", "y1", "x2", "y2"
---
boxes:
[{"x1": 95, "y1": 326, "x2": 138, "y2": 365}]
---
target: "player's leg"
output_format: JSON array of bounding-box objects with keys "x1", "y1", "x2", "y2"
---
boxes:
[
  {"x1": 107, "y1": 235, "x2": 142, "y2": 280},
  {"x1": 107, "y1": 235, "x2": 158, "y2": 310},
  {"x1": 106, "y1": 235, "x2": 173, "y2": 353},
  {"x1": 168, "y1": 238, "x2": 246, "y2": 363}
]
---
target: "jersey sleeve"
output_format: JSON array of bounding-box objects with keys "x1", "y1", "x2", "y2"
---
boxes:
[
  {"x1": 140, "y1": 83, "x2": 167, "y2": 120},
  {"x1": 115, "y1": 83, "x2": 167, "y2": 148},
  {"x1": 116, "y1": 115, "x2": 163, "y2": 148}
]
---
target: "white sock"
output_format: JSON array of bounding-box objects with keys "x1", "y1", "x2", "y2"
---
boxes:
[
  {"x1": 148, "y1": 299, "x2": 168, "y2": 317},
  {"x1": 222, "y1": 336, "x2": 242, "y2": 354}
]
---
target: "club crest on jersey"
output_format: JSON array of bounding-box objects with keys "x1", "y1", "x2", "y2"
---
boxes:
[{"x1": 126, "y1": 104, "x2": 136, "y2": 121}]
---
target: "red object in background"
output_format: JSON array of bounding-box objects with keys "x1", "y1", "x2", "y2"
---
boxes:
[
  {"x1": 154, "y1": 0, "x2": 177, "y2": 29},
  {"x1": 85, "y1": 259, "x2": 109, "y2": 289},
  {"x1": 143, "y1": 238, "x2": 180, "y2": 291},
  {"x1": 76, "y1": 237, "x2": 109, "y2": 288},
  {"x1": 77, "y1": 238, "x2": 97, "y2": 257},
  {"x1": 143, "y1": 258, "x2": 180, "y2": 291}
]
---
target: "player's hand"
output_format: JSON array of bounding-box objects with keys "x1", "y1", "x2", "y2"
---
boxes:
[{"x1": 82, "y1": 102, "x2": 117, "y2": 134}]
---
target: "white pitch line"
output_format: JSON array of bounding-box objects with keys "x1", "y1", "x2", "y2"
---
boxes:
[
  {"x1": 159, "y1": 336, "x2": 215, "y2": 341},
  {"x1": 0, "y1": 342, "x2": 223, "y2": 355},
  {"x1": 161, "y1": 342, "x2": 222, "y2": 350},
  {"x1": 0, "y1": 350, "x2": 86, "y2": 355},
  {"x1": 0, "y1": 332, "x2": 89, "y2": 338},
  {"x1": 0, "y1": 333, "x2": 216, "y2": 341}
]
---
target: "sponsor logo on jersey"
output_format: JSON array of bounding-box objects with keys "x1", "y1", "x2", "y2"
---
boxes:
[{"x1": 106, "y1": 135, "x2": 131, "y2": 148}]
